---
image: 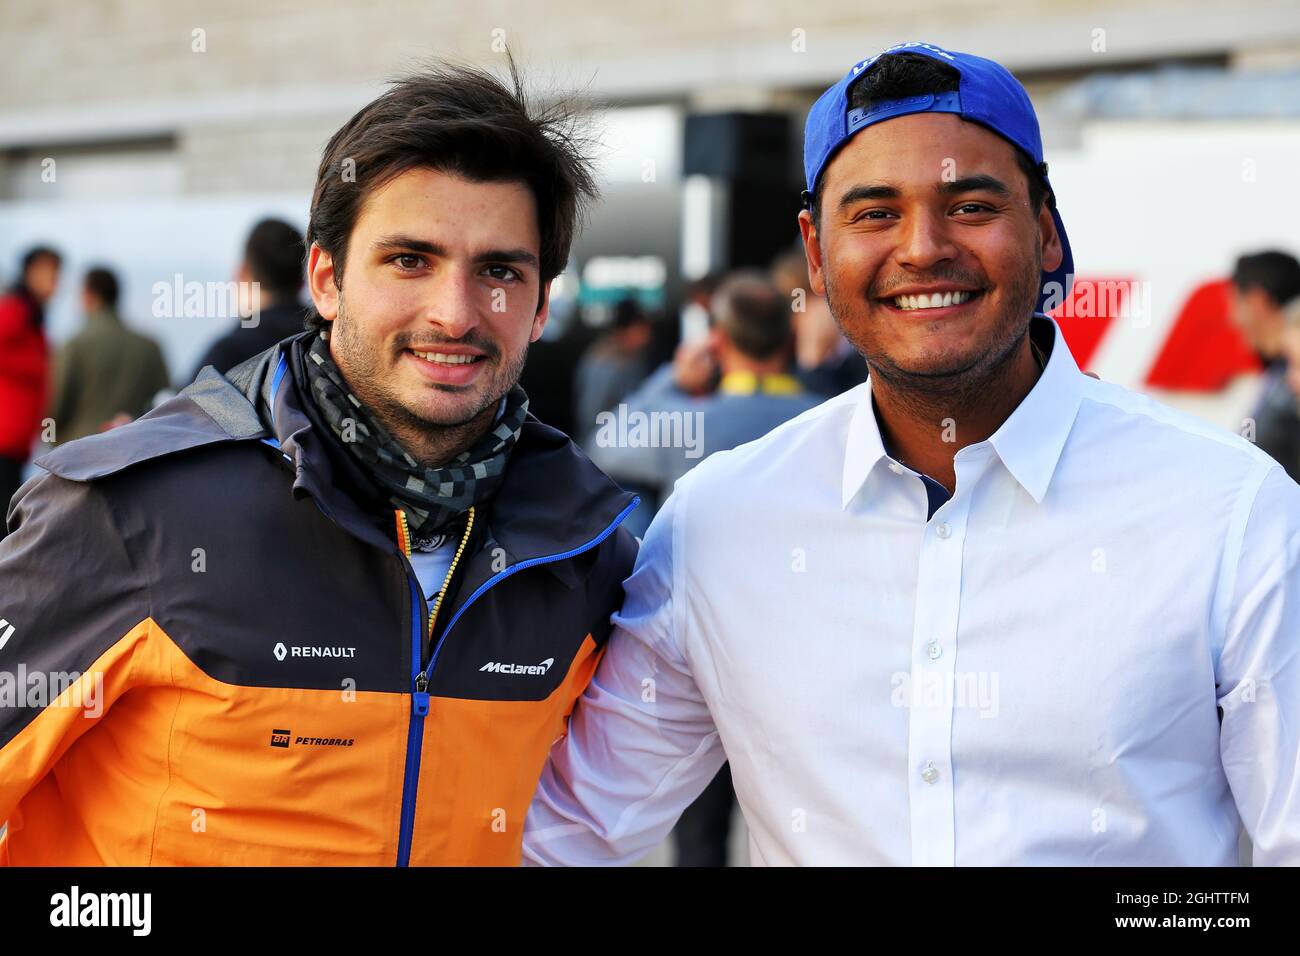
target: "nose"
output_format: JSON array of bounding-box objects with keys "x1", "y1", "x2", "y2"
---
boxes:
[
  {"x1": 420, "y1": 265, "x2": 481, "y2": 340},
  {"x1": 895, "y1": 208, "x2": 960, "y2": 273}
]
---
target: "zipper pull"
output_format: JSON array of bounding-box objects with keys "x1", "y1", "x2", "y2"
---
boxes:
[{"x1": 413, "y1": 672, "x2": 430, "y2": 716}]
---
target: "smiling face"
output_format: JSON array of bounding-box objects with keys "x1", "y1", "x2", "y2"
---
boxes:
[
  {"x1": 307, "y1": 166, "x2": 548, "y2": 434},
  {"x1": 799, "y1": 112, "x2": 1061, "y2": 384}
]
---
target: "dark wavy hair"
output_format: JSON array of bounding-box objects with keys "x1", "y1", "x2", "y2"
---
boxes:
[{"x1": 304, "y1": 55, "x2": 598, "y2": 330}]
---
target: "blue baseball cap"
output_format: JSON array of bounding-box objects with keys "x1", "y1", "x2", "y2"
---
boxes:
[{"x1": 803, "y1": 41, "x2": 1072, "y2": 312}]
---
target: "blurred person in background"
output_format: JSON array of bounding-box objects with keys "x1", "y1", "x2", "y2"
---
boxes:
[
  {"x1": 187, "y1": 218, "x2": 309, "y2": 383},
  {"x1": 517, "y1": 305, "x2": 595, "y2": 438},
  {"x1": 1231, "y1": 250, "x2": 1300, "y2": 483},
  {"x1": 588, "y1": 269, "x2": 821, "y2": 866},
  {"x1": 771, "y1": 246, "x2": 867, "y2": 397},
  {"x1": 677, "y1": 273, "x2": 720, "y2": 351},
  {"x1": 591, "y1": 269, "x2": 820, "y2": 510},
  {"x1": 49, "y1": 266, "x2": 171, "y2": 445},
  {"x1": 0, "y1": 246, "x2": 61, "y2": 539},
  {"x1": 573, "y1": 297, "x2": 655, "y2": 443},
  {"x1": 1278, "y1": 295, "x2": 1300, "y2": 476}
]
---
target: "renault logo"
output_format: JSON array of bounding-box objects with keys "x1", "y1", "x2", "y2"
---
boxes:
[{"x1": 273, "y1": 642, "x2": 287, "y2": 661}]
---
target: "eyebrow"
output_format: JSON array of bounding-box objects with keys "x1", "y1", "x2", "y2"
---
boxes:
[
  {"x1": 371, "y1": 235, "x2": 539, "y2": 269},
  {"x1": 940, "y1": 174, "x2": 1012, "y2": 198},
  {"x1": 836, "y1": 174, "x2": 1013, "y2": 210}
]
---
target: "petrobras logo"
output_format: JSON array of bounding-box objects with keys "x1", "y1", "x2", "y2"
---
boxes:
[
  {"x1": 269, "y1": 728, "x2": 355, "y2": 748},
  {"x1": 272, "y1": 642, "x2": 356, "y2": 661},
  {"x1": 479, "y1": 657, "x2": 555, "y2": 676}
]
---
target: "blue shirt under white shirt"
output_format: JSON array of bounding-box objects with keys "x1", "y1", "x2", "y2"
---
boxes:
[{"x1": 523, "y1": 315, "x2": 1300, "y2": 866}]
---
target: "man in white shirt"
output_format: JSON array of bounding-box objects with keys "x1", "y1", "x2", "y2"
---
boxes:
[{"x1": 523, "y1": 42, "x2": 1300, "y2": 866}]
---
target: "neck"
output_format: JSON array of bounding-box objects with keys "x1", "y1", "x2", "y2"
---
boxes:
[
  {"x1": 870, "y1": 332, "x2": 1041, "y2": 494},
  {"x1": 719, "y1": 350, "x2": 790, "y2": 378},
  {"x1": 376, "y1": 400, "x2": 499, "y2": 471}
]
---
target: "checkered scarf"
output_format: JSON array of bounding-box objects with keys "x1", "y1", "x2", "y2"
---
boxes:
[{"x1": 301, "y1": 331, "x2": 527, "y2": 548}]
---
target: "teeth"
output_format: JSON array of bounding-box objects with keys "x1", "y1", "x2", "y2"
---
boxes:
[
  {"x1": 893, "y1": 290, "x2": 973, "y2": 311},
  {"x1": 412, "y1": 350, "x2": 478, "y2": 365}
]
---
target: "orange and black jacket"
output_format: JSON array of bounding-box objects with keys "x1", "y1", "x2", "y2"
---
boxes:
[{"x1": 0, "y1": 332, "x2": 638, "y2": 865}]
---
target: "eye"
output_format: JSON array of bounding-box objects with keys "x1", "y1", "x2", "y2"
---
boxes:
[
  {"x1": 850, "y1": 208, "x2": 896, "y2": 224},
  {"x1": 390, "y1": 253, "x2": 425, "y2": 271},
  {"x1": 953, "y1": 202, "x2": 996, "y2": 215},
  {"x1": 482, "y1": 264, "x2": 523, "y2": 282}
]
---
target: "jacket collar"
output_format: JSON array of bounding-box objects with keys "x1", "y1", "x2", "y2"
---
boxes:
[
  {"x1": 36, "y1": 332, "x2": 638, "y2": 571},
  {"x1": 263, "y1": 333, "x2": 638, "y2": 569},
  {"x1": 842, "y1": 314, "x2": 1085, "y2": 509}
]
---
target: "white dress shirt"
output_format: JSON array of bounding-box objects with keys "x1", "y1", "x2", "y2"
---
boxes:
[{"x1": 524, "y1": 316, "x2": 1300, "y2": 866}]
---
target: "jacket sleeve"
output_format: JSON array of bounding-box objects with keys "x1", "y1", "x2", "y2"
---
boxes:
[
  {"x1": 0, "y1": 471, "x2": 154, "y2": 835},
  {"x1": 1216, "y1": 463, "x2": 1300, "y2": 865},
  {"x1": 523, "y1": 481, "x2": 725, "y2": 865}
]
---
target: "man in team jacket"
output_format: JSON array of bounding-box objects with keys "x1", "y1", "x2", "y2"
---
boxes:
[{"x1": 0, "y1": 61, "x2": 638, "y2": 866}]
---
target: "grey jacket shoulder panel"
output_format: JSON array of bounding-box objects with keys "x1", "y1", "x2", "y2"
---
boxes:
[{"x1": 33, "y1": 364, "x2": 271, "y2": 484}]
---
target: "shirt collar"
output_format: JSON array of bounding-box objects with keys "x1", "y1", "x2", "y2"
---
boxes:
[
  {"x1": 718, "y1": 370, "x2": 804, "y2": 396},
  {"x1": 841, "y1": 314, "x2": 1085, "y2": 510}
]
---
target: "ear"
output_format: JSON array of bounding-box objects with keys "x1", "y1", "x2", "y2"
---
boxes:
[
  {"x1": 1037, "y1": 202, "x2": 1063, "y2": 274},
  {"x1": 530, "y1": 280, "x2": 553, "y2": 343},
  {"x1": 798, "y1": 210, "x2": 827, "y2": 296},
  {"x1": 307, "y1": 243, "x2": 340, "y2": 321},
  {"x1": 707, "y1": 323, "x2": 726, "y2": 354}
]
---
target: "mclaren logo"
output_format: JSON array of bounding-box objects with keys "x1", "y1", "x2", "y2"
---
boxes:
[
  {"x1": 273, "y1": 642, "x2": 355, "y2": 660},
  {"x1": 479, "y1": 657, "x2": 554, "y2": 676}
]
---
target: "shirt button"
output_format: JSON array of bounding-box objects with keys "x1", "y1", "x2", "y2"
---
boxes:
[
  {"x1": 926, "y1": 641, "x2": 942, "y2": 661},
  {"x1": 888, "y1": 462, "x2": 904, "y2": 475},
  {"x1": 921, "y1": 762, "x2": 940, "y2": 785},
  {"x1": 935, "y1": 521, "x2": 951, "y2": 538}
]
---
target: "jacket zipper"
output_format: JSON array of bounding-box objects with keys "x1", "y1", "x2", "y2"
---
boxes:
[
  {"x1": 393, "y1": 495, "x2": 637, "y2": 865},
  {"x1": 395, "y1": 506, "x2": 475, "y2": 867},
  {"x1": 422, "y1": 497, "x2": 639, "y2": 684}
]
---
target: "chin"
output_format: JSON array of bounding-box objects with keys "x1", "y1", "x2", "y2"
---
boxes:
[
  {"x1": 406, "y1": 396, "x2": 487, "y2": 428},
  {"x1": 885, "y1": 343, "x2": 982, "y2": 378}
]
